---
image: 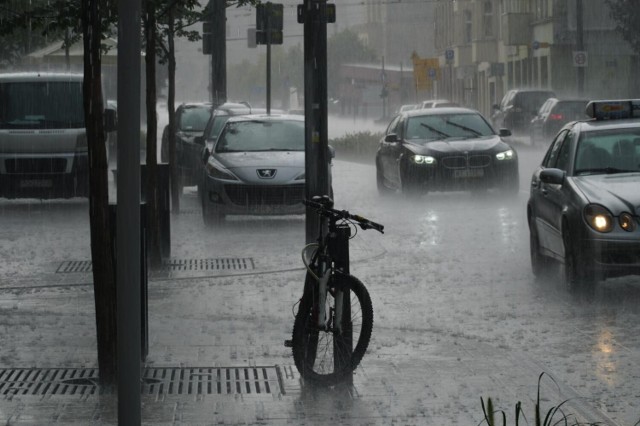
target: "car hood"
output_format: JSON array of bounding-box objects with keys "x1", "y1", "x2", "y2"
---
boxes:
[
  {"x1": 214, "y1": 151, "x2": 305, "y2": 183},
  {"x1": 574, "y1": 173, "x2": 640, "y2": 215},
  {"x1": 406, "y1": 135, "x2": 508, "y2": 154}
]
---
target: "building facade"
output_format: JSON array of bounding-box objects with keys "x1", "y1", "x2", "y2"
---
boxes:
[{"x1": 434, "y1": 0, "x2": 640, "y2": 118}]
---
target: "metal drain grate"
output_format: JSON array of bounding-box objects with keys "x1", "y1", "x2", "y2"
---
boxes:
[
  {"x1": 162, "y1": 258, "x2": 254, "y2": 272},
  {"x1": 56, "y1": 258, "x2": 255, "y2": 273},
  {"x1": 0, "y1": 366, "x2": 283, "y2": 397},
  {"x1": 56, "y1": 260, "x2": 93, "y2": 273}
]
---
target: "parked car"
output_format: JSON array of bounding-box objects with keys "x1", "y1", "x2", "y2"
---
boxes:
[
  {"x1": 530, "y1": 98, "x2": 590, "y2": 146},
  {"x1": 375, "y1": 107, "x2": 519, "y2": 195},
  {"x1": 200, "y1": 114, "x2": 315, "y2": 226},
  {"x1": 420, "y1": 99, "x2": 459, "y2": 109},
  {"x1": 161, "y1": 102, "x2": 214, "y2": 192},
  {"x1": 492, "y1": 89, "x2": 556, "y2": 135},
  {"x1": 528, "y1": 99, "x2": 640, "y2": 294}
]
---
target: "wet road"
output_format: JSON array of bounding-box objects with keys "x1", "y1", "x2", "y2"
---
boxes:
[{"x1": 0, "y1": 141, "x2": 639, "y2": 424}]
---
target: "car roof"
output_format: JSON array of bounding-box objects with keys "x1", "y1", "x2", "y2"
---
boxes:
[
  {"x1": 573, "y1": 118, "x2": 640, "y2": 132},
  {"x1": 0, "y1": 72, "x2": 83, "y2": 82},
  {"x1": 403, "y1": 106, "x2": 481, "y2": 117},
  {"x1": 179, "y1": 102, "x2": 213, "y2": 108},
  {"x1": 225, "y1": 113, "x2": 304, "y2": 123}
]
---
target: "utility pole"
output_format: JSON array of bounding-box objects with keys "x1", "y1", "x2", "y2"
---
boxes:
[
  {"x1": 576, "y1": 0, "x2": 584, "y2": 95},
  {"x1": 299, "y1": 0, "x2": 334, "y2": 243},
  {"x1": 117, "y1": 0, "x2": 142, "y2": 422},
  {"x1": 211, "y1": 0, "x2": 226, "y2": 104}
]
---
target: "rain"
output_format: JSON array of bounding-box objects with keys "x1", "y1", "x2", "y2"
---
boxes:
[{"x1": 0, "y1": 1, "x2": 639, "y2": 425}]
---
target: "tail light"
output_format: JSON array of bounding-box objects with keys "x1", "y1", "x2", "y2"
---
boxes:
[{"x1": 549, "y1": 113, "x2": 564, "y2": 120}]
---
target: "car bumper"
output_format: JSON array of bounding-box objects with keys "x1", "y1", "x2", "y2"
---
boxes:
[
  {"x1": 0, "y1": 153, "x2": 89, "y2": 199},
  {"x1": 405, "y1": 160, "x2": 518, "y2": 191},
  {"x1": 580, "y1": 237, "x2": 640, "y2": 279},
  {"x1": 203, "y1": 174, "x2": 305, "y2": 216}
]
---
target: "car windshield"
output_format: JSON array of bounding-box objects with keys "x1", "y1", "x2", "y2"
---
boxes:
[
  {"x1": 574, "y1": 128, "x2": 640, "y2": 175},
  {"x1": 553, "y1": 101, "x2": 589, "y2": 117},
  {"x1": 179, "y1": 106, "x2": 211, "y2": 132},
  {"x1": 0, "y1": 81, "x2": 84, "y2": 129},
  {"x1": 215, "y1": 119, "x2": 305, "y2": 153},
  {"x1": 405, "y1": 113, "x2": 494, "y2": 141}
]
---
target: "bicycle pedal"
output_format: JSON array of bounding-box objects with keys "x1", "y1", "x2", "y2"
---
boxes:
[{"x1": 284, "y1": 339, "x2": 293, "y2": 348}]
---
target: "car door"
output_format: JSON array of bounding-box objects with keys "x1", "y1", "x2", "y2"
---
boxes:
[
  {"x1": 378, "y1": 115, "x2": 403, "y2": 186},
  {"x1": 531, "y1": 129, "x2": 568, "y2": 257}
]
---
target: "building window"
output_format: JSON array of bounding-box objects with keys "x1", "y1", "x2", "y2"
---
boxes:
[
  {"x1": 464, "y1": 10, "x2": 472, "y2": 44},
  {"x1": 483, "y1": 1, "x2": 494, "y2": 37}
]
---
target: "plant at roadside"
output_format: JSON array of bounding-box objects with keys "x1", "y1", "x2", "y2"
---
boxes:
[
  {"x1": 478, "y1": 372, "x2": 626, "y2": 426},
  {"x1": 329, "y1": 131, "x2": 383, "y2": 161}
]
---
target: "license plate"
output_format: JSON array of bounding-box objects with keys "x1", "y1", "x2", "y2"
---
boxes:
[
  {"x1": 20, "y1": 179, "x2": 53, "y2": 188},
  {"x1": 454, "y1": 168, "x2": 484, "y2": 178}
]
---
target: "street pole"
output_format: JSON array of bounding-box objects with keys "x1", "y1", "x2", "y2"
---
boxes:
[
  {"x1": 211, "y1": 0, "x2": 227, "y2": 104},
  {"x1": 302, "y1": 0, "x2": 330, "y2": 244},
  {"x1": 266, "y1": 3, "x2": 272, "y2": 114},
  {"x1": 576, "y1": 0, "x2": 584, "y2": 96},
  {"x1": 117, "y1": 0, "x2": 141, "y2": 423}
]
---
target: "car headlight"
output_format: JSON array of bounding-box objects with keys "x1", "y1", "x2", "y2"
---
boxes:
[
  {"x1": 584, "y1": 204, "x2": 613, "y2": 233},
  {"x1": 410, "y1": 155, "x2": 436, "y2": 165},
  {"x1": 619, "y1": 212, "x2": 637, "y2": 232},
  {"x1": 206, "y1": 159, "x2": 238, "y2": 181},
  {"x1": 495, "y1": 150, "x2": 514, "y2": 161}
]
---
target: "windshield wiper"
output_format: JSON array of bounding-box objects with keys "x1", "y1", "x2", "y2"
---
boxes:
[
  {"x1": 576, "y1": 167, "x2": 638, "y2": 175},
  {"x1": 419, "y1": 122, "x2": 450, "y2": 138},
  {"x1": 444, "y1": 120, "x2": 482, "y2": 136}
]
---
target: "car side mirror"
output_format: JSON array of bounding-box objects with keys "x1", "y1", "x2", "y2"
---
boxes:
[
  {"x1": 104, "y1": 108, "x2": 117, "y2": 132},
  {"x1": 194, "y1": 135, "x2": 204, "y2": 145},
  {"x1": 499, "y1": 128, "x2": 512, "y2": 137},
  {"x1": 202, "y1": 147, "x2": 210, "y2": 164},
  {"x1": 328, "y1": 144, "x2": 335, "y2": 159},
  {"x1": 540, "y1": 168, "x2": 565, "y2": 185},
  {"x1": 384, "y1": 133, "x2": 399, "y2": 143}
]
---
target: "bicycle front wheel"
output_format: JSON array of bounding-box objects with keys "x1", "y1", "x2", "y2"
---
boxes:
[{"x1": 291, "y1": 273, "x2": 373, "y2": 385}]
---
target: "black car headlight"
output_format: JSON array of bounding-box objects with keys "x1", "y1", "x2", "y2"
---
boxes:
[
  {"x1": 495, "y1": 150, "x2": 514, "y2": 161},
  {"x1": 619, "y1": 212, "x2": 637, "y2": 232},
  {"x1": 410, "y1": 155, "x2": 436, "y2": 165},
  {"x1": 584, "y1": 204, "x2": 614, "y2": 233},
  {"x1": 206, "y1": 159, "x2": 238, "y2": 181}
]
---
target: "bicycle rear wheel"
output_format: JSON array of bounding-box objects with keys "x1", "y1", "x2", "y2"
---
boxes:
[{"x1": 291, "y1": 273, "x2": 373, "y2": 385}]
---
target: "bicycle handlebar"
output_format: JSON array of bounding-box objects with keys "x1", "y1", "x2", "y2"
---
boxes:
[{"x1": 302, "y1": 199, "x2": 385, "y2": 234}]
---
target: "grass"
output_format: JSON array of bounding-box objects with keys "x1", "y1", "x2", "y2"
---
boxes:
[{"x1": 479, "y1": 372, "x2": 640, "y2": 426}]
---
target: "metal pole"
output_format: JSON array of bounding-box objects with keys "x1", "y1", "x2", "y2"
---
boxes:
[
  {"x1": 303, "y1": 0, "x2": 330, "y2": 244},
  {"x1": 576, "y1": 0, "x2": 584, "y2": 96},
  {"x1": 266, "y1": 3, "x2": 272, "y2": 114},
  {"x1": 117, "y1": 0, "x2": 141, "y2": 423}
]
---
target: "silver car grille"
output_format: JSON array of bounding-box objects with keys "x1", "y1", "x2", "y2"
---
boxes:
[{"x1": 224, "y1": 184, "x2": 305, "y2": 207}]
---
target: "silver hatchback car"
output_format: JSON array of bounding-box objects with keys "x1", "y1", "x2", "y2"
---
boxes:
[{"x1": 200, "y1": 114, "x2": 310, "y2": 226}]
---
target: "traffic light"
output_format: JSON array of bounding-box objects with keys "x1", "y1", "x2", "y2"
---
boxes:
[{"x1": 202, "y1": 20, "x2": 212, "y2": 54}]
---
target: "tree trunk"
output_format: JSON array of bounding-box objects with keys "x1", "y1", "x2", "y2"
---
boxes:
[
  {"x1": 81, "y1": 0, "x2": 117, "y2": 387},
  {"x1": 168, "y1": 8, "x2": 179, "y2": 213},
  {"x1": 145, "y1": 0, "x2": 162, "y2": 267}
]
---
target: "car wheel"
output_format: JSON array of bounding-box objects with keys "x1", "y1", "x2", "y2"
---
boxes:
[
  {"x1": 201, "y1": 190, "x2": 224, "y2": 227},
  {"x1": 562, "y1": 221, "x2": 596, "y2": 294},
  {"x1": 376, "y1": 161, "x2": 392, "y2": 196},
  {"x1": 529, "y1": 217, "x2": 549, "y2": 279}
]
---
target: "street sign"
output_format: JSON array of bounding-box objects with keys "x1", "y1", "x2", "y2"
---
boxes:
[
  {"x1": 257, "y1": 2, "x2": 283, "y2": 31},
  {"x1": 573, "y1": 51, "x2": 588, "y2": 67},
  {"x1": 445, "y1": 49, "x2": 454, "y2": 62}
]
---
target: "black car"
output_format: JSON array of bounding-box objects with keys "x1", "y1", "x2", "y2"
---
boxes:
[
  {"x1": 161, "y1": 102, "x2": 214, "y2": 192},
  {"x1": 375, "y1": 108, "x2": 519, "y2": 195},
  {"x1": 492, "y1": 89, "x2": 556, "y2": 135},
  {"x1": 528, "y1": 99, "x2": 640, "y2": 293},
  {"x1": 530, "y1": 98, "x2": 589, "y2": 145}
]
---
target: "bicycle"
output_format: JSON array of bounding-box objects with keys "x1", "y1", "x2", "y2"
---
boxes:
[{"x1": 285, "y1": 195, "x2": 384, "y2": 384}]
